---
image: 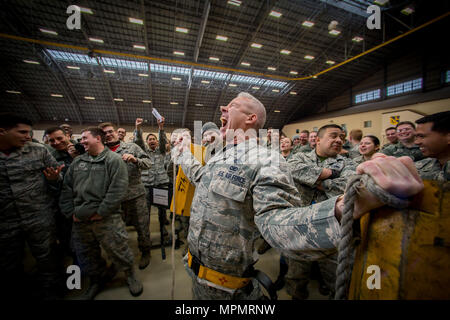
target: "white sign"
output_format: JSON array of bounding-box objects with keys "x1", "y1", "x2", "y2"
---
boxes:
[{"x1": 153, "y1": 188, "x2": 169, "y2": 206}]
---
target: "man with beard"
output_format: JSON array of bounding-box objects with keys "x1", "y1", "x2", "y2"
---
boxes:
[
  {"x1": 99, "y1": 122, "x2": 152, "y2": 269},
  {"x1": 171, "y1": 92, "x2": 423, "y2": 300}
]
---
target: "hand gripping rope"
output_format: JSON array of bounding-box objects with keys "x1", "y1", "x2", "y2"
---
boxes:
[{"x1": 334, "y1": 174, "x2": 411, "y2": 300}]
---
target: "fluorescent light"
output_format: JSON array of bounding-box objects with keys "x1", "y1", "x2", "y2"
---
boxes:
[
  {"x1": 103, "y1": 69, "x2": 115, "y2": 74},
  {"x1": 302, "y1": 21, "x2": 314, "y2": 28},
  {"x1": 113, "y1": 98, "x2": 123, "y2": 102},
  {"x1": 269, "y1": 10, "x2": 282, "y2": 18},
  {"x1": 329, "y1": 30, "x2": 341, "y2": 36},
  {"x1": 290, "y1": 71, "x2": 298, "y2": 75},
  {"x1": 352, "y1": 36, "x2": 364, "y2": 42},
  {"x1": 51, "y1": 94, "x2": 63, "y2": 97},
  {"x1": 274, "y1": 110, "x2": 280, "y2": 113},
  {"x1": 195, "y1": 103, "x2": 204, "y2": 106},
  {"x1": 142, "y1": 100, "x2": 152, "y2": 103},
  {"x1": 84, "y1": 96, "x2": 95, "y2": 100},
  {"x1": 170, "y1": 102, "x2": 178, "y2": 105},
  {"x1": 67, "y1": 65, "x2": 80, "y2": 70},
  {"x1": 133, "y1": 44, "x2": 146, "y2": 50},
  {"x1": 209, "y1": 57, "x2": 220, "y2": 61},
  {"x1": 267, "y1": 66, "x2": 276, "y2": 71},
  {"x1": 374, "y1": 0, "x2": 389, "y2": 5},
  {"x1": 172, "y1": 77, "x2": 182, "y2": 81},
  {"x1": 251, "y1": 43, "x2": 262, "y2": 49},
  {"x1": 89, "y1": 37, "x2": 104, "y2": 44},
  {"x1": 326, "y1": 60, "x2": 336, "y2": 65},
  {"x1": 23, "y1": 59, "x2": 40, "y2": 65},
  {"x1": 6, "y1": 90, "x2": 21, "y2": 94},
  {"x1": 280, "y1": 49, "x2": 291, "y2": 55},
  {"x1": 304, "y1": 55, "x2": 315, "y2": 60},
  {"x1": 216, "y1": 35, "x2": 228, "y2": 41},
  {"x1": 229, "y1": 84, "x2": 237, "y2": 87},
  {"x1": 39, "y1": 28, "x2": 58, "y2": 36},
  {"x1": 173, "y1": 51, "x2": 185, "y2": 56},
  {"x1": 227, "y1": 0, "x2": 241, "y2": 6},
  {"x1": 79, "y1": 7, "x2": 93, "y2": 14},
  {"x1": 241, "y1": 62, "x2": 250, "y2": 67},
  {"x1": 176, "y1": 27, "x2": 189, "y2": 33},
  {"x1": 252, "y1": 86, "x2": 260, "y2": 90},
  {"x1": 290, "y1": 91, "x2": 297, "y2": 95},
  {"x1": 401, "y1": 6, "x2": 414, "y2": 15},
  {"x1": 313, "y1": 75, "x2": 318, "y2": 79},
  {"x1": 129, "y1": 17, "x2": 144, "y2": 25},
  {"x1": 201, "y1": 80, "x2": 210, "y2": 84},
  {"x1": 272, "y1": 89, "x2": 280, "y2": 92},
  {"x1": 138, "y1": 73, "x2": 149, "y2": 77}
]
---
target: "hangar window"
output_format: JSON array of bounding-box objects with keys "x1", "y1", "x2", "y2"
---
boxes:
[
  {"x1": 386, "y1": 78, "x2": 422, "y2": 97},
  {"x1": 354, "y1": 89, "x2": 381, "y2": 104}
]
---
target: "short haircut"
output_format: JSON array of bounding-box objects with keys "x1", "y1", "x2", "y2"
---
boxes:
[
  {"x1": 300, "y1": 130, "x2": 309, "y2": 135},
  {"x1": 146, "y1": 133, "x2": 157, "y2": 140},
  {"x1": 385, "y1": 127, "x2": 396, "y2": 132},
  {"x1": 46, "y1": 126, "x2": 66, "y2": 136},
  {"x1": 349, "y1": 129, "x2": 363, "y2": 141},
  {"x1": 317, "y1": 124, "x2": 343, "y2": 138},
  {"x1": 396, "y1": 121, "x2": 415, "y2": 130},
  {"x1": 237, "y1": 92, "x2": 266, "y2": 129},
  {"x1": 0, "y1": 113, "x2": 32, "y2": 130},
  {"x1": 363, "y1": 135, "x2": 380, "y2": 146},
  {"x1": 98, "y1": 122, "x2": 116, "y2": 130},
  {"x1": 415, "y1": 111, "x2": 450, "y2": 134},
  {"x1": 81, "y1": 127, "x2": 106, "y2": 143}
]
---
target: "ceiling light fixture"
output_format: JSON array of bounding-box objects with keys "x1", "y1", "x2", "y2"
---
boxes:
[
  {"x1": 290, "y1": 71, "x2": 298, "y2": 75},
  {"x1": 267, "y1": 67, "x2": 276, "y2": 71},
  {"x1": 329, "y1": 30, "x2": 341, "y2": 36},
  {"x1": 274, "y1": 110, "x2": 280, "y2": 113},
  {"x1": 113, "y1": 98, "x2": 124, "y2": 102},
  {"x1": 241, "y1": 62, "x2": 250, "y2": 67},
  {"x1": 138, "y1": 73, "x2": 149, "y2": 77},
  {"x1": 66, "y1": 65, "x2": 80, "y2": 70},
  {"x1": 79, "y1": 7, "x2": 93, "y2": 14},
  {"x1": 209, "y1": 57, "x2": 220, "y2": 61},
  {"x1": 216, "y1": 35, "x2": 228, "y2": 41},
  {"x1": 280, "y1": 49, "x2": 291, "y2": 55},
  {"x1": 201, "y1": 80, "x2": 210, "y2": 84},
  {"x1": 172, "y1": 77, "x2": 182, "y2": 80},
  {"x1": 84, "y1": 96, "x2": 95, "y2": 100},
  {"x1": 290, "y1": 91, "x2": 297, "y2": 95},
  {"x1": 304, "y1": 55, "x2": 315, "y2": 60},
  {"x1": 176, "y1": 27, "x2": 189, "y2": 33},
  {"x1": 229, "y1": 84, "x2": 237, "y2": 87},
  {"x1": 170, "y1": 102, "x2": 179, "y2": 105},
  {"x1": 142, "y1": 100, "x2": 152, "y2": 103},
  {"x1": 39, "y1": 28, "x2": 58, "y2": 35},
  {"x1": 88, "y1": 37, "x2": 104, "y2": 44},
  {"x1": 227, "y1": 0, "x2": 241, "y2": 6},
  {"x1": 302, "y1": 21, "x2": 314, "y2": 28},
  {"x1": 251, "y1": 43, "x2": 262, "y2": 49},
  {"x1": 173, "y1": 51, "x2": 185, "y2": 56},
  {"x1": 352, "y1": 36, "x2": 364, "y2": 42},
  {"x1": 326, "y1": 60, "x2": 336, "y2": 65},
  {"x1": 133, "y1": 44, "x2": 146, "y2": 50},
  {"x1": 401, "y1": 6, "x2": 414, "y2": 15},
  {"x1": 252, "y1": 86, "x2": 260, "y2": 90},
  {"x1": 51, "y1": 94, "x2": 63, "y2": 97},
  {"x1": 103, "y1": 69, "x2": 115, "y2": 74},
  {"x1": 269, "y1": 10, "x2": 282, "y2": 18},
  {"x1": 272, "y1": 89, "x2": 280, "y2": 92},
  {"x1": 23, "y1": 59, "x2": 40, "y2": 65},
  {"x1": 129, "y1": 17, "x2": 144, "y2": 25},
  {"x1": 6, "y1": 90, "x2": 21, "y2": 94},
  {"x1": 195, "y1": 103, "x2": 204, "y2": 106}
]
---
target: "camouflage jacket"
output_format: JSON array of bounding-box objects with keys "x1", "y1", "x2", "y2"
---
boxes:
[
  {"x1": 381, "y1": 141, "x2": 424, "y2": 161},
  {"x1": 415, "y1": 158, "x2": 449, "y2": 181},
  {"x1": 134, "y1": 129, "x2": 170, "y2": 187},
  {"x1": 59, "y1": 148, "x2": 129, "y2": 221},
  {"x1": 298, "y1": 144, "x2": 314, "y2": 153},
  {"x1": 352, "y1": 155, "x2": 365, "y2": 165},
  {"x1": 0, "y1": 142, "x2": 60, "y2": 222},
  {"x1": 342, "y1": 140, "x2": 352, "y2": 151},
  {"x1": 288, "y1": 150, "x2": 357, "y2": 206},
  {"x1": 348, "y1": 144, "x2": 361, "y2": 159},
  {"x1": 177, "y1": 139, "x2": 341, "y2": 279},
  {"x1": 109, "y1": 141, "x2": 151, "y2": 200}
]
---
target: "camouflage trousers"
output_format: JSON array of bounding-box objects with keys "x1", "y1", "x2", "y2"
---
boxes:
[
  {"x1": 191, "y1": 277, "x2": 263, "y2": 300},
  {"x1": 121, "y1": 194, "x2": 151, "y2": 253},
  {"x1": 285, "y1": 254, "x2": 337, "y2": 299},
  {"x1": 71, "y1": 214, "x2": 134, "y2": 278},
  {"x1": 0, "y1": 213, "x2": 61, "y2": 296}
]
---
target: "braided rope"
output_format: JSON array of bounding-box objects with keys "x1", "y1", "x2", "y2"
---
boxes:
[{"x1": 334, "y1": 174, "x2": 410, "y2": 300}]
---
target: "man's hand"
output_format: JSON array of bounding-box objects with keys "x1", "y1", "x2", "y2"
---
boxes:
[
  {"x1": 43, "y1": 164, "x2": 65, "y2": 181},
  {"x1": 340, "y1": 149, "x2": 349, "y2": 155},
  {"x1": 73, "y1": 215, "x2": 81, "y2": 222},
  {"x1": 122, "y1": 153, "x2": 137, "y2": 163},
  {"x1": 135, "y1": 118, "x2": 144, "y2": 130},
  {"x1": 318, "y1": 168, "x2": 332, "y2": 181},
  {"x1": 67, "y1": 144, "x2": 79, "y2": 158},
  {"x1": 90, "y1": 213, "x2": 103, "y2": 221},
  {"x1": 158, "y1": 117, "x2": 165, "y2": 130},
  {"x1": 335, "y1": 153, "x2": 424, "y2": 221}
]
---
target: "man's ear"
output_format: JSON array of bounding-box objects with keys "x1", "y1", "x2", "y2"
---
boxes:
[
  {"x1": 246, "y1": 114, "x2": 257, "y2": 126},
  {"x1": 0, "y1": 128, "x2": 7, "y2": 136}
]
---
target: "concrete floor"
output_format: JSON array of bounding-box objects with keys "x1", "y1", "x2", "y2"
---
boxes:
[{"x1": 25, "y1": 207, "x2": 328, "y2": 300}]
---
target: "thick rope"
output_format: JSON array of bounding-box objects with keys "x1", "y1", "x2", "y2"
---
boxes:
[
  {"x1": 170, "y1": 162, "x2": 177, "y2": 300},
  {"x1": 335, "y1": 174, "x2": 410, "y2": 300}
]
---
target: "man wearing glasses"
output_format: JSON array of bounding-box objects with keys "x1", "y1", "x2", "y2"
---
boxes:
[{"x1": 381, "y1": 121, "x2": 424, "y2": 161}]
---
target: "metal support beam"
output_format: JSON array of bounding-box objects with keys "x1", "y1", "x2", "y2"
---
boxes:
[
  {"x1": 181, "y1": 0, "x2": 210, "y2": 128},
  {"x1": 141, "y1": 0, "x2": 155, "y2": 127},
  {"x1": 320, "y1": 0, "x2": 369, "y2": 17}
]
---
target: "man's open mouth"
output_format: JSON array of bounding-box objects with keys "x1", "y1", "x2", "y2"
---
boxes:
[{"x1": 220, "y1": 117, "x2": 228, "y2": 128}]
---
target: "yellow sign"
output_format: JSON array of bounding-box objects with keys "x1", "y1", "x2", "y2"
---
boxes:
[
  {"x1": 170, "y1": 144, "x2": 205, "y2": 216},
  {"x1": 390, "y1": 115, "x2": 400, "y2": 125}
]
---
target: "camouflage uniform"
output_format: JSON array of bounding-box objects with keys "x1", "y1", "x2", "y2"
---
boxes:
[
  {"x1": 0, "y1": 142, "x2": 61, "y2": 297},
  {"x1": 381, "y1": 141, "x2": 424, "y2": 161},
  {"x1": 415, "y1": 158, "x2": 450, "y2": 181},
  {"x1": 176, "y1": 139, "x2": 341, "y2": 299},
  {"x1": 59, "y1": 148, "x2": 134, "y2": 278},
  {"x1": 342, "y1": 140, "x2": 352, "y2": 151},
  {"x1": 110, "y1": 142, "x2": 152, "y2": 254},
  {"x1": 352, "y1": 155, "x2": 365, "y2": 165},
  {"x1": 286, "y1": 150, "x2": 357, "y2": 299},
  {"x1": 298, "y1": 144, "x2": 313, "y2": 153},
  {"x1": 348, "y1": 144, "x2": 360, "y2": 159}
]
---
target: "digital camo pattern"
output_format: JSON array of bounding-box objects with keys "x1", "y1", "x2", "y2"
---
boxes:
[
  {"x1": 176, "y1": 139, "x2": 341, "y2": 298},
  {"x1": 112, "y1": 141, "x2": 151, "y2": 201},
  {"x1": 381, "y1": 141, "x2": 424, "y2": 161},
  {"x1": 72, "y1": 214, "x2": 134, "y2": 277},
  {"x1": 0, "y1": 142, "x2": 61, "y2": 291},
  {"x1": 59, "y1": 148, "x2": 129, "y2": 221},
  {"x1": 287, "y1": 150, "x2": 357, "y2": 206},
  {"x1": 121, "y1": 193, "x2": 151, "y2": 253},
  {"x1": 134, "y1": 129, "x2": 170, "y2": 187},
  {"x1": 415, "y1": 158, "x2": 449, "y2": 181},
  {"x1": 298, "y1": 144, "x2": 313, "y2": 154}
]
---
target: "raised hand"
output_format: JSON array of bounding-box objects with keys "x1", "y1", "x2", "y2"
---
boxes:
[{"x1": 43, "y1": 164, "x2": 65, "y2": 181}]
